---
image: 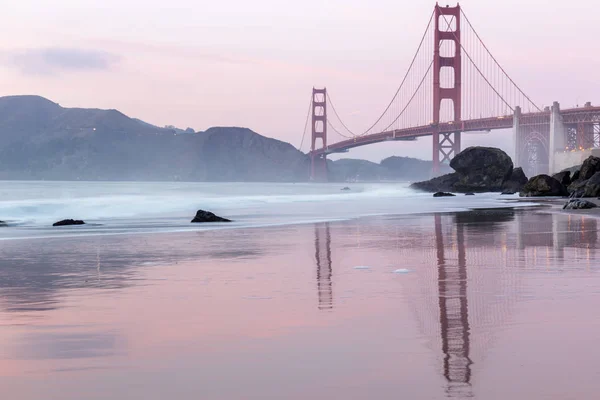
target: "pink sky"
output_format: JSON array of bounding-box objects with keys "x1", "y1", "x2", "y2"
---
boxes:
[{"x1": 1, "y1": 0, "x2": 598, "y2": 161}]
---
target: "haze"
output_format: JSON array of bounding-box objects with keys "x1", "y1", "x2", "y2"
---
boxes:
[{"x1": 1, "y1": 0, "x2": 598, "y2": 161}]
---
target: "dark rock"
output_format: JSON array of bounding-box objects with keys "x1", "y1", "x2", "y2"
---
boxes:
[
  {"x1": 520, "y1": 175, "x2": 569, "y2": 197},
  {"x1": 450, "y1": 147, "x2": 513, "y2": 192},
  {"x1": 578, "y1": 156, "x2": 600, "y2": 181},
  {"x1": 572, "y1": 170, "x2": 581, "y2": 182},
  {"x1": 53, "y1": 219, "x2": 85, "y2": 227},
  {"x1": 191, "y1": 209, "x2": 231, "y2": 223},
  {"x1": 582, "y1": 172, "x2": 600, "y2": 198},
  {"x1": 563, "y1": 199, "x2": 598, "y2": 210},
  {"x1": 502, "y1": 167, "x2": 528, "y2": 193},
  {"x1": 552, "y1": 171, "x2": 571, "y2": 186},
  {"x1": 341, "y1": 187, "x2": 351, "y2": 191},
  {"x1": 0, "y1": 220, "x2": 7, "y2": 227},
  {"x1": 501, "y1": 191, "x2": 516, "y2": 195},
  {"x1": 410, "y1": 172, "x2": 459, "y2": 193},
  {"x1": 465, "y1": 193, "x2": 475, "y2": 196},
  {"x1": 433, "y1": 192, "x2": 456, "y2": 197}
]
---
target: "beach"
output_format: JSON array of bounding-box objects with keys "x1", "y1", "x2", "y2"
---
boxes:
[{"x1": 1, "y1": 182, "x2": 600, "y2": 399}]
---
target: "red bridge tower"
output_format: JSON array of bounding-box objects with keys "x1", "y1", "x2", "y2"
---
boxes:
[
  {"x1": 310, "y1": 88, "x2": 328, "y2": 181},
  {"x1": 433, "y1": 4, "x2": 462, "y2": 174}
]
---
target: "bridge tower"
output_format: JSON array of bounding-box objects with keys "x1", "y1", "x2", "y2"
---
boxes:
[
  {"x1": 433, "y1": 4, "x2": 462, "y2": 174},
  {"x1": 310, "y1": 88, "x2": 328, "y2": 181}
]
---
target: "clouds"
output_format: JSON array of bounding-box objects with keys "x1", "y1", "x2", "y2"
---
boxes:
[{"x1": 2, "y1": 47, "x2": 118, "y2": 75}]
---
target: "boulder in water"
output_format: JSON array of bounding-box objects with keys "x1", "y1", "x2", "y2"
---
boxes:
[
  {"x1": 341, "y1": 187, "x2": 351, "y2": 191},
  {"x1": 450, "y1": 147, "x2": 513, "y2": 192},
  {"x1": 552, "y1": 171, "x2": 571, "y2": 186},
  {"x1": 0, "y1": 220, "x2": 7, "y2": 227},
  {"x1": 502, "y1": 167, "x2": 528, "y2": 193},
  {"x1": 520, "y1": 175, "x2": 569, "y2": 197},
  {"x1": 582, "y1": 172, "x2": 600, "y2": 198},
  {"x1": 53, "y1": 219, "x2": 85, "y2": 227},
  {"x1": 191, "y1": 210, "x2": 231, "y2": 223},
  {"x1": 411, "y1": 173, "x2": 459, "y2": 193},
  {"x1": 433, "y1": 192, "x2": 455, "y2": 197},
  {"x1": 501, "y1": 190, "x2": 516, "y2": 195},
  {"x1": 563, "y1": 199, "x2": 598, "y2": 210},
  {"x1": 465, "y1": 192, "x2": 475, "y2": 196}
]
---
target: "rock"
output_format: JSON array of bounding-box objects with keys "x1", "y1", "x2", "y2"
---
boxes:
[
  {"x1": 410, "y1": 172, "x2": 459, "y2": 193},
  {"x1": 572, "y1": 170, "x2": 581, "y2": 181},
  {"x1": 502, "y1": 167, "x2": 528, "y2": 193},
  {"x1": 552, "y1": 171, "x2": 571, "y2": 186},
  {"x1": 563, "y1": 199, "x2": 598, "y2": 210},
  {"x1": 501, "y1": 191, "x2": 516, "y2": 195},
  {"x1": 578, "y1": 156, "x2": 600, "y2": 181},
  {"x1": 53, "y1": 219, "x2": 85, "y2": 227},
  {"x1": 433, "y1": 192, "x2": 455, "y2": 197},
  {"x1": 582, "y1": 172, "x2": 600, "y2": 197},
  {"x1": 341, "y1": 187, "x2": 351, "y2": 191},
  {"x1": 520, "y1": 175, "x2": 569, "y2": 197},
  {"x1": 450, "y1": 147, "x2": 513, "y2": 192},
  {"x1": 0, "y1": 220, "x2": 7, "y2": 227},
  {"x1": 191, "y1": 209, "x2": 231, "y2": 223},
  {"x1": 465, "y1": 193, "x2": 475, "y2": 196}
]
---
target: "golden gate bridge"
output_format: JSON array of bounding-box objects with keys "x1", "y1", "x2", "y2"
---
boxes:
[{"x1": 301, "y1": 3, "x2": 600, "y2": 181}]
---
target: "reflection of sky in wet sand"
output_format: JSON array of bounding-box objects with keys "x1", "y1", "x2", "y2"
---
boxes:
[{"x1": 1, "y1": 211, "x2": 600, "y2": 399}]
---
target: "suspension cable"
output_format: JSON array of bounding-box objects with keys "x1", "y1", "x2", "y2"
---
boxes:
[
  {"x1": 299, "y1": 94, "x2": 313, "y2": 151},
  {"x1": 460, "y1": 9, "x2": 542, "y2": 112},
  {"x1": 326, "y1": 92, "x2": 358, "y2": 137},
  {"x1": 436, "y1": 5, "x2": 514, "y2": 113}
]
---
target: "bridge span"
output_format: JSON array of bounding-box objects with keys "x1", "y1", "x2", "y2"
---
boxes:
[{"x1": 303, "y1": 4, "x2": 600, "y2": 180}]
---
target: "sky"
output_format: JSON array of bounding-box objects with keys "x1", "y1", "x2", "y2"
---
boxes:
[{"x1": 1, "y1": 0, "x2": 599, "y2": 162}]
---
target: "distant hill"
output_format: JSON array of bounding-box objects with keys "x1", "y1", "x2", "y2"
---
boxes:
[
  {"x1": 0, "y1": 95, "x2": 437, "y2": 182},
  {"x1": 329, "y1": 156, "x2": 446, "y2": 182},
  {"x1": 0, "y1": 96, "x2": 309, "y2": 181}
]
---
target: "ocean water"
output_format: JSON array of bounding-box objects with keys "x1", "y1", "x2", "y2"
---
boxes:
[
  {"x1": 0, "y1": 181, "x2": 536, "y2": 240},
  {"x1": 2, "y1": 181, "x2": 600, "y2": 399}
]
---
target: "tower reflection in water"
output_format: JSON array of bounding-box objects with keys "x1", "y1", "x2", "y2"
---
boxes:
[
  {"x1": 314, "y1": 223, "x2": 333, "y2": 310},
  {"x1": 311, "y1": 210, "x2": 598, "y2": 397}
]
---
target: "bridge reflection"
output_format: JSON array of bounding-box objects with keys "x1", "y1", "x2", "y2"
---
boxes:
[
  {"x1": 314, "y1": 223, "x2": 333, "y2": 310},
  {"x1": 312, "y1": 209, "x2": 599, "y2": 396}
]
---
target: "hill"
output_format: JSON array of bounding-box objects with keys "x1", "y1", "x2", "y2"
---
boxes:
[{"x1": 0, "y1": 96, "x2": 309, "y2": 181}]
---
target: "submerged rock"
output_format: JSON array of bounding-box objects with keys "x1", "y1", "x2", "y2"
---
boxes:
[
  {"x1": 341, "y1": 187, "x2": 351, "y2": 191},
  {"x1": 563, "y1": 199, "x2": 598, "y2": 210},
  {"x1": 465, "y1": 192, "x2": 475, "y2": 196},
  {"x1": 433, "y1": 192, "x2": 455, "y2": 197},
  {"x1": 520, "y1": 175, "x2": 569, "y2": 197},
  {"x1": 191, "y1": 209, "x2": 231, "y2": 223},
  {"x1": 53, "y1": 219, "x2": 85, "y2": 227},
  {"x1": 501, "y1": 190, "x2": 516, "y2": 195},
  {"x1": 0, "y1": 220, "x2": 7, "y2": 227}
]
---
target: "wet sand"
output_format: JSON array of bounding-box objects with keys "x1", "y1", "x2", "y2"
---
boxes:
[{"x1": 1, "y1": 208, "x2": 600, "y2": 399}]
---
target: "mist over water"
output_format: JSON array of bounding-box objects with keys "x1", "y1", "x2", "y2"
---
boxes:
[{"x1": 0, "y1": 181, "x2": 537, "y2": 240}]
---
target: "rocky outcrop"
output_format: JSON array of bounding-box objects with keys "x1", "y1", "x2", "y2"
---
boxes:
[
  {"x1": 563, "y1": 199, "x2": 598, "y2": 210},
  {"x1": 502, "y1": 167, "x2": 528, "y2": 193},
  {"x1": 450, "y1": 147, "x2": 513, "y2": 192},
  {"x1": 411, "y1": 173, "x2": 459, "y2": 193},
  {"x1": 520, "y1": 175, "x2": 569, "y2": 197},
  {"x1": 191, "y1": 210, "x2": 231, "y2": 223},
  {"x1": 552, "y1": 171, "x2": 571, "y2": 187},
  {"x1": 578, "y1": 156, "x2": 600, "y2": 181},
  {"x1": 433, "y1": 192, "x2": 456, "y2": 197},
  {"x1": 411, "y1": 147, "x2": 520, "y2": 193},
  {"x1": 582, "y1": 172, "x2": 600, "y2": 198},
  {"x1": 53, "y1": 219, "x2": 85, "y2": 226}
]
